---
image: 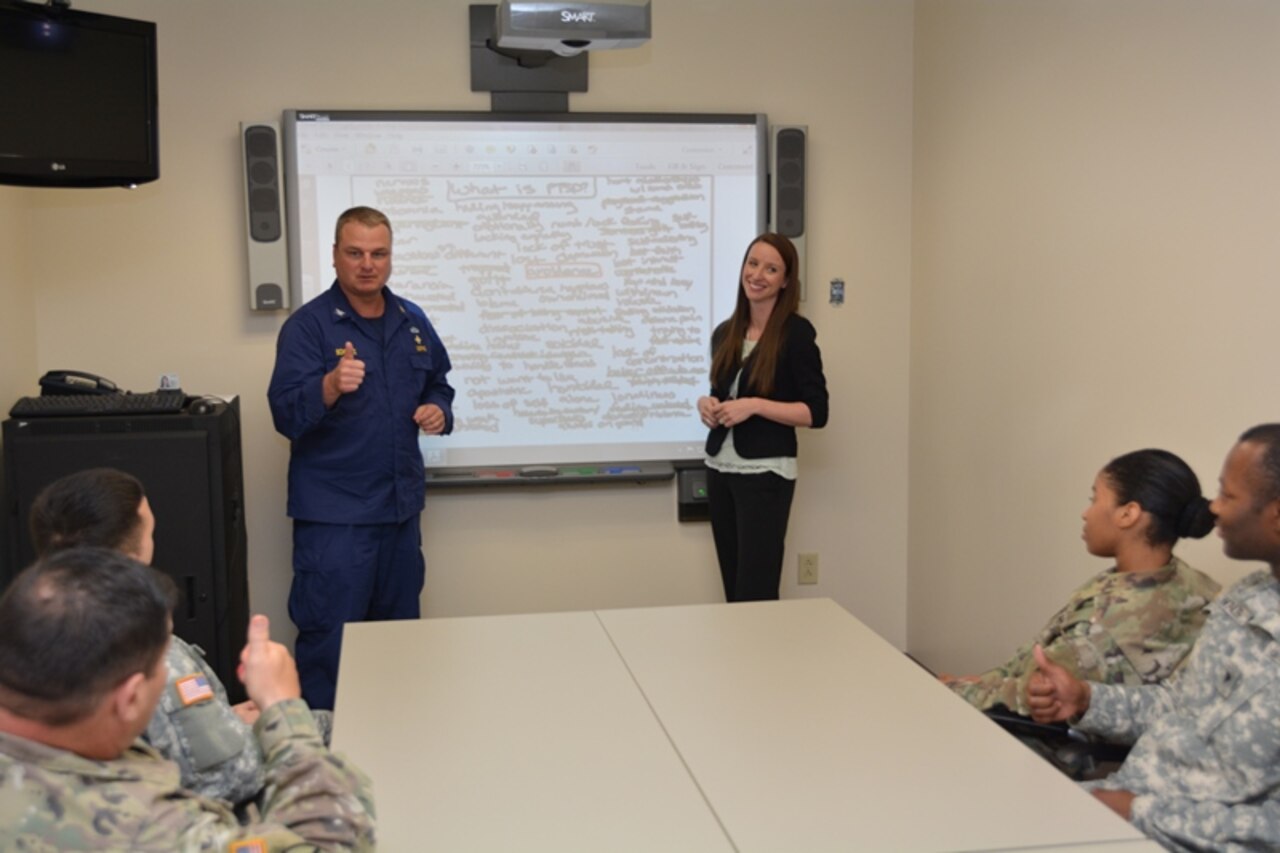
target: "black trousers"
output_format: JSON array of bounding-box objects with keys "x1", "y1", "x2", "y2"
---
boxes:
[{"x1": 706, "y1": 467, "x2": 797, "y2": 602}]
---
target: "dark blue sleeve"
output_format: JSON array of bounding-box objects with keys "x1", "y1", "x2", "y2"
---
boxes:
[
  {"x1": 412, "y1": 306, "x2": 457, "y2": 436},
  {"x1": 267, "y1": 313, "x2": 330, "y2": 441}
]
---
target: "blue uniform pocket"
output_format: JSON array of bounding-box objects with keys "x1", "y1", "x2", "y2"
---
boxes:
[{"x1": 409, "y1": 352, "x2": 435, "y2": 374}]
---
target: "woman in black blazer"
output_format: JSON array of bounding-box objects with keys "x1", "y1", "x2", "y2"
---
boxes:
[{"x1": 697, "y1": 233, "x2": 828, "y2": 601}]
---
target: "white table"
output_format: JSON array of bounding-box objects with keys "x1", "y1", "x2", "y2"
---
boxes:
[
  {"x1": 332, "y1": 610, "x2": 731, "y2": 851},
  {"x1": 334, "y1": 599, "x2": 1152, "y2": 852}
]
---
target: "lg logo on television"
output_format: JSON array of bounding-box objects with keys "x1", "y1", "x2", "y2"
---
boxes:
[{"x1": 561, "y1": 10, "x2": 596, "y2": 22}]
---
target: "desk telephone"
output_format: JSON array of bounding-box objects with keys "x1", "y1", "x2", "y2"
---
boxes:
[
  {"x1": 10, "y1": 371, "x2": 191, "y2": 418},
  {"x1": 39, "y1": 370, "x2": 122, "y2": 396}
]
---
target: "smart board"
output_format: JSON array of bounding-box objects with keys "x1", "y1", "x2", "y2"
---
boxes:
[{"x1": 282, "y1": 110, "x2": 767, "y2": 473}]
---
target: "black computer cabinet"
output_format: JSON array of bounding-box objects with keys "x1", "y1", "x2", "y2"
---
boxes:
[{"x1": 2, "y1": 398, "x2": 249, "y2": 700}]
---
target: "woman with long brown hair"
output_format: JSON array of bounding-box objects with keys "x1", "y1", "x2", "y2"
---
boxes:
[{"x1": 697, "y1": 233, "x2": 828, "y2": 601}]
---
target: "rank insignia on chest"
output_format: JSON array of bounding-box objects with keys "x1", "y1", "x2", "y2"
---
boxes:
[
  {"x1": 175, "y1": 673, "x2": 215, "y2": 706},
  {"x1": 416, "y1": 345, "x2": 428, "y2": 352}
]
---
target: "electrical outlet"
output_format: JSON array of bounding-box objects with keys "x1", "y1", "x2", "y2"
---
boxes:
[{"x1": 798, "y1": 552, "x2": 819, "y2": 585}]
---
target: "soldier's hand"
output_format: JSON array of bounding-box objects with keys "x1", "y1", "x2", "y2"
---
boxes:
[
  {"x1": 1092, "y1": 789, "x2": 1136, "y2": 820},
  {"x1": 323, "y1": 340, "x2": 365, "y2": 406},
  {"x1": 231, "y1": 700, "x2": 261, "y2": 726},
  {"x1": 238, "y1": 614, "x2": 302, "y2": 712},
  {"x1": 1027, "y1": 644, "x2": 1091, "y2": 722},
  {"x1": 937, "y1": 673, "x2": 979, "y2": 687}
]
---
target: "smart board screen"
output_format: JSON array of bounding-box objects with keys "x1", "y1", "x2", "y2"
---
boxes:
[{"x1": 283, "y1": 110, "x2": 767, "y2": 471}]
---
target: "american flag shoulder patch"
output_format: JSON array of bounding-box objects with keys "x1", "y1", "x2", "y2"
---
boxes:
[
  {"x1": 174, "y1": 673, "x2": 215, "y2": 706},
  {"x1": 228, "y1": 840, "x2": 267, "y2": 853}
]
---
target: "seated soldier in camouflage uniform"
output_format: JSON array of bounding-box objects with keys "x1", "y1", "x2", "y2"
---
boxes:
[
  {"x1": 1029, "y1": 425, "x2": 1280, "y2": 852},
  {"x1": 942, "y1": 449, "x2": 1220, "y2": 716},
  {"x1": 0, "y1": 547, "x2": 375, "y2": 850},
  {"x1": 28, "y1": 467, "x2": 332, "y2": 806}
]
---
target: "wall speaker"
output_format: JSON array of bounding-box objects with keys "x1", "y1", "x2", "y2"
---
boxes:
[
  {"x1": 770, "y1": 124, "x2": 807, "y2": 301},
  {"x1": 241, "y1": 121, "x2": 290, "y2": 311}
]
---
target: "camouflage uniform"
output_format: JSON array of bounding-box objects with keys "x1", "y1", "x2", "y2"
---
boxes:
[
  {"x1": 146, "y1": 637, "x2": 335, "y2": 808},
  {"x1": 312, "y1": 709, "x2": 334, "y2": 746},
  {"x1": 0, "y1": 698, "x2": 375, "y2": 851},
  {"x1": 147, "y1": 635, "x2": 264, "y2": 805},
  {"x1": 1078, "y1": 570, "x2": 1280, "y2": 851},
  {"x1": 950, "y1": 557, "x2": 1220, "y2": 716}
]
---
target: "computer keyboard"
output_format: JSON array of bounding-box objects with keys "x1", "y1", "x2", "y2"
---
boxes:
[{"x1": 8, "y1": 390, "x2": 188, "y2": 418}]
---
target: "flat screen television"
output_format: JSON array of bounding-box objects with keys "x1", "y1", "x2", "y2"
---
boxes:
[
  {"x1": 0, "y1": 0, "x2": 158, "y2": 188},
  {"x1": 282, "y1": 110, "x2": 767, "y2": 474}
]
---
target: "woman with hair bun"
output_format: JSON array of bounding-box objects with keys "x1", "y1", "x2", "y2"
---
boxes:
[{"x1": 944, "y1": 448, "x2": 1221, "y2": 717}]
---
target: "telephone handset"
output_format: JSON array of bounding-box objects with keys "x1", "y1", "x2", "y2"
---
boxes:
[{"x1": 39, "y1": 370, "x2": 122, "y2": 396}]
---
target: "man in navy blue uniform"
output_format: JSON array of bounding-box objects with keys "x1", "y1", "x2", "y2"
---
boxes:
[{"x1": 268, "y1": 205, "x2": 455, "y2": 709}]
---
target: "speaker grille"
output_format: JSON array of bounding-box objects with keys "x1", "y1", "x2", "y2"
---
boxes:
[
  {"x1": 243, "y1": 125, "x2": 281, "y2": 243},
  {"x1": 774, "y1": 127, "x2": 805, "y2": 238}
]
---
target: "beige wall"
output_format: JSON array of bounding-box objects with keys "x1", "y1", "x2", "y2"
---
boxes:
[
  {"x1": 910, "y1": 0, "x2": 1280, "y2": 673},
  {"x1": 12, "y1": 1, "x2": 913, "y2": 647},
  {"x1": 12, "y1": 0, "x2": 1275, "y2": 676},
  {"x1": 0, "y1": 187, "x2": 37, "y2": 481}
]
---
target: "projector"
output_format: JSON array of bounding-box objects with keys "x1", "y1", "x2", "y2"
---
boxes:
[{"x1": 495, "y1": 0, "x2": 651, "y2": 57}]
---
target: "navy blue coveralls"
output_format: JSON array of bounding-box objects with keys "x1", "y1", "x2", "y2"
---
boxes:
[{"x1": 268, "y1": 281, "x2": 454, "y2": 709}]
